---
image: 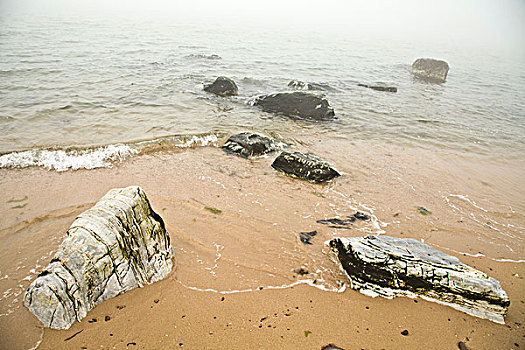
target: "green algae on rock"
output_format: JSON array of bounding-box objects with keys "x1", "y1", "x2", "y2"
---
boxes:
[
  {"x1": 329, "y1": 235, "x2": 510, "y2": 324},
  {"x1": 24, "y1": 186, "x2": 173, "y2": 330}
]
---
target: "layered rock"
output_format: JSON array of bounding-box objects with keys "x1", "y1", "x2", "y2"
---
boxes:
[
  {"x1": 357, "y1": 83, "x2": 397, "y2": 93},
  {"x1": 329, "y1": 235, "x2": 510, "y2": 324},
  {"x1": 222, "y1": 132, "x2": 281, "y2": 159},
  {"x1": 253, "y1": 92, "x2": 335, "y2": 120},
  {"x1": 411, "y1": 58, "x2": 450, "y2": 83},
  {"x1": 24, "y1": 186, "x2": 173, "y2": 329},
  {"x1": 204, "y1": 76, "x2": 238, "y2": 96},
  {"x1": 272, "y1": 151, "x2": 340, "y2": 183}
]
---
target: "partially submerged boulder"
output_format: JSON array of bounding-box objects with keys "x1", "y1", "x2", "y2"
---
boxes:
[
  {"x1": 24, "y1": 186, "x2": 173, "y2": 329},
  {"x1": 411, "y1": 58, "x2": 449, "y2": 83},
  {"x1": 329, "y1": 235, "x2": 510, "y2": 324},
  {"x1": 204, "y1": 76, "x2": 238, "y2": 96},
  {"x1": 222, "y1": 132, "x2": 281, "y2": 158},
  {"x1": 253, "y1": 92, "x2": 335, "y2": 120},
  {"x1": 357, "y1": 83, "x2": 397, "y2": 93},
  {"x1": 288, "y1": 80, "x2": 333, "y2": 91},
  {"x1": 272, "y1": 151, "x2": 340, "y2": 183}
]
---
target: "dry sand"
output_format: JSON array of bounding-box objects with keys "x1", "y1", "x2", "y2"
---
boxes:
[{"x1": 0, "y1": 140, "x2": 524, "y2": 349}]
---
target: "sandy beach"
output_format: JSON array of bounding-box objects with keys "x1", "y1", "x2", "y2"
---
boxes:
[{"x1": 1, "y1": 139, "x2": 523, "y2": 349}]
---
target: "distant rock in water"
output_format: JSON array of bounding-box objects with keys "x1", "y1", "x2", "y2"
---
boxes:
[
  {"x1": 222, "y1": 132, "x2": 280, "y2": 158},
  {"x1": 329, "y1": 235, "x2": 510, "y2": 324},
  {"x1": 288, "y1": 80, "x2": 333, "y2": 91},
  {"x1": 24, "y1": 186, "x2": 173, "y2": 330},
  {"x1": 357, "y1": 83, "x2": 397, "y2": 93},
  {"x1": 411, "y1": 58, "x2": 449, "y2": 83},
  {"x1": 272, "y1": 151, "x2": 340, "y2": 183},
  {"x1": 204, "y1": 77, "x2": 238, "y2": 97},
  {"x1": 253, "y1": 92, "x2": 335, "y2": 120},
  {"x1": 185, "y1": 54, "x2": 222, "y2": 60}
]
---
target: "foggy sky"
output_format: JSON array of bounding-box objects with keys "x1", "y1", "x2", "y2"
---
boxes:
[{"x1": 2, "y1": 0, "x2": 524, "y2": 54}]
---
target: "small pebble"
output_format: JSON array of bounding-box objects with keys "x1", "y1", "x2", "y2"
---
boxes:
[
  {"x1": 221, "y1": 297, "x2": 225, "y2": 301},
  {"x1": 179, "y1": 343, "x2": 184, "y2": 347},
  {"x1": 88, "y1": 318, "x2": 97, "y2": 323},
  {"x1": 105, "y1": 316, "x2": 111, "y2": 322},
  {"x1": 154, "y1": 299, "x2": 159, "y2": 304},
  {"x1": 458, "y1": 341, "x2": 468, "y2": 350},
  {"x1": 209, "y1": 331, "x2": 214, "y2": 335},
  {"x1": 401, "y1": 330, "x2": 409, "y2": 336}
]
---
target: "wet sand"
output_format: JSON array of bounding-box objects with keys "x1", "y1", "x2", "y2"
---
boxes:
[{"x1": 0, "y1": 140, "x2": 524, "y2": 349}]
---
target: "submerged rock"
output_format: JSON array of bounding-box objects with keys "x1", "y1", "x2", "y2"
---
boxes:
[
  {"x1": 329, "y1": 235, "x2": 510, "y2": 324},
  {"x1": 253, "y1": 92, "x2": 335, "y2": 120},
  {"x1": 288, "y1": 80, "x2": 333, "y2": 91},
  {"x1": 222, "y1": 132, "x2": 280, "y2": 158},
  {"x1": 357, "y1": 83, "x2": 397, "y2": 93},
  {"x1": 272, "y1": 151, "x2": 340, "y2": 183},
  {"x1": 24, "y1": 186, "x2": 173, "y2": 329},
  {"x1": 411, "y1": 58, "x2": 450, "y2": 83},
  {"x1": 204, "y1": 76, "x2": 238, "y2": 96}
]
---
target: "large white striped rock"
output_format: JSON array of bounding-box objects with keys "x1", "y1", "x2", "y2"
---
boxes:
[
  {"x1": 24, "y1": 186, "x2": 173, "y2": 329},
  {"x1": 329, "y1": 235, "x2": 510, "y2": 324}
]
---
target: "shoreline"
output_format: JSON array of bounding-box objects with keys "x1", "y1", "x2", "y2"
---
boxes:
[{"x1": 0, "y1": 140, "x2": 523, "y2": 349}]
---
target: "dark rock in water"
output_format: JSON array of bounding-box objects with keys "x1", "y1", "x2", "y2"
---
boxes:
[
  {"x1": 300, "y1": 230, "x2": 317, "y2": 245},
  {"x1": 321, "y1": 345, "x2": 345, "y2": 350},
  {"x1": 411, "y1": 58, "x2": 450, "y2": 83},
  {"x1": 288, "y1": 80, "x2": 333, "y2": 91},
  {"x1": 353, "y1": 212, "x2": 370, "y2": 221},
  {"x1": 329, "y1": 235, "x2": 510, "y2": 324},
  {"x1": 222, "y1": 132, "x2": 280, "y2": 159},
  {"x1": 294, "y1": 267, "x2": 309, "y2": 275},
  {"x1": 272, "y1": 152, "x2": 340, "y2": 183},
  {"x1": 24, "y1": 186, "x2": 173, "y2": 330},
  {"x1": 357, "y1": 83, "x2": 397, "y2": 93},
  {"x1": 204, "y1": 76, "x2": 238, "y2": 97},
  {"x1": 253, "y1": 92, "x2": 335, "y2": 120},
  {"x1": 186, "y1": 54, "x2": 221, "y2": 60},
  {"x1": 317, "y1": 217, "x2": 355, "y2": 229}
]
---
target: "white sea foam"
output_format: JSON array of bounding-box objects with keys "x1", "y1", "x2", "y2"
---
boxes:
[{"x1": 0, "y1": 144, "x2": 138, "y2": 172}]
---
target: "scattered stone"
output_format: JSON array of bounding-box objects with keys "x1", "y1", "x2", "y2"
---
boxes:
[
  {"x1": 299, "y1": 231, "x2": 317, "y2": 245},
  {"x1": 294, "y1": 267, "x2": 309, "y2": 275},
  {"x1": 221, "y1": 297, "x2": 225, "y2": 301},
  {"x1": 357, "y1": 83, "x2": 397, "y2": 93},
  {"x1": 222, "y1": 132, "x2": 281, "y2": 159},
  {"x1": 411, "y1": 58, "x2": 450, "y2": 83},
  {"x1": 321, "y1": 344, "x2": 345, "y2": 350},
  {"x1": 203, "y1": 76, "x2": 238, "y2": 97},
  {"x1": 105, "y1": 316, "x2": 111, "y2": 322},
  {"x1": 288, "y1": 80, "x2": 333, "y2": 91},
  {"x1": 154, "y1": 299, "x2": 159, "y2": 304},
  {"x1": 116, "y1": 305, "x2": 126, "y2": 310},
  {"x1": 127, "y1": 342, "x2": 137, "y2": 346},
  {"x1": 353, "y1": 212, "x2": 370, "y2": 221},
  {"x1": 253, "y1": 92, "x2": 335, "y2": 120},
  {"x1": 417, "y1": 206, "x2": 432, "y2": 215},
  {"x1": 24, "y1": 186, "x2": 174, "y2": 330},
  {"x1": 88, "y1": 318, "x2": 97, "y2": 323},
  {"x1": 272, "y1": 152, "x2": 340, "y2": 183},
  {"x1": 458, "y1": 341, "x2": 468, "y2": 350},
  {"x1": 64, "y1": 330, "x2": 83, "y2": 341},
  {"x1": 329, "y1": 235, "x2": 510, "y2": 324},
  {"x1": 401, "y1": 330, "x2": 409, "y2": 336}
]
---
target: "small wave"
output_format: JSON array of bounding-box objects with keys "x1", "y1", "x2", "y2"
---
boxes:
[{"x1": 0, "y1": 145, "x2": 138, "y2": 172}]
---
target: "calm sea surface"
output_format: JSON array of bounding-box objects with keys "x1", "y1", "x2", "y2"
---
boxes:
[{"x1": 1, "y1": 15, "x2": 524, "y2": 168}]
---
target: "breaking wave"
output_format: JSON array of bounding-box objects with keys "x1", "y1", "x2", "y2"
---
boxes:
[{"x1": 0, "y1": 133, "x2": 221, "y2": 172}]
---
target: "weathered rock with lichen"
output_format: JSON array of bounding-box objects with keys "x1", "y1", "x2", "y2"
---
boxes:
[
  {"x1": 411, "y1": 58, "x2": 450, "y2": 83},
  {"x1": 329, "y1": 235, "x2": 510, "y2": 324},
  {"x1": 253, "y1": 92, "x2": 335, "y2": 120},
  {"x1": 222, "y1": 132, "x2": 281, "y2": 159},
  {"x1": 24, "y1": 186, "x2": 173, "y2": 329},
  {"x1": 272, "y1": 151, "x2": 340, "y2": 183}
]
